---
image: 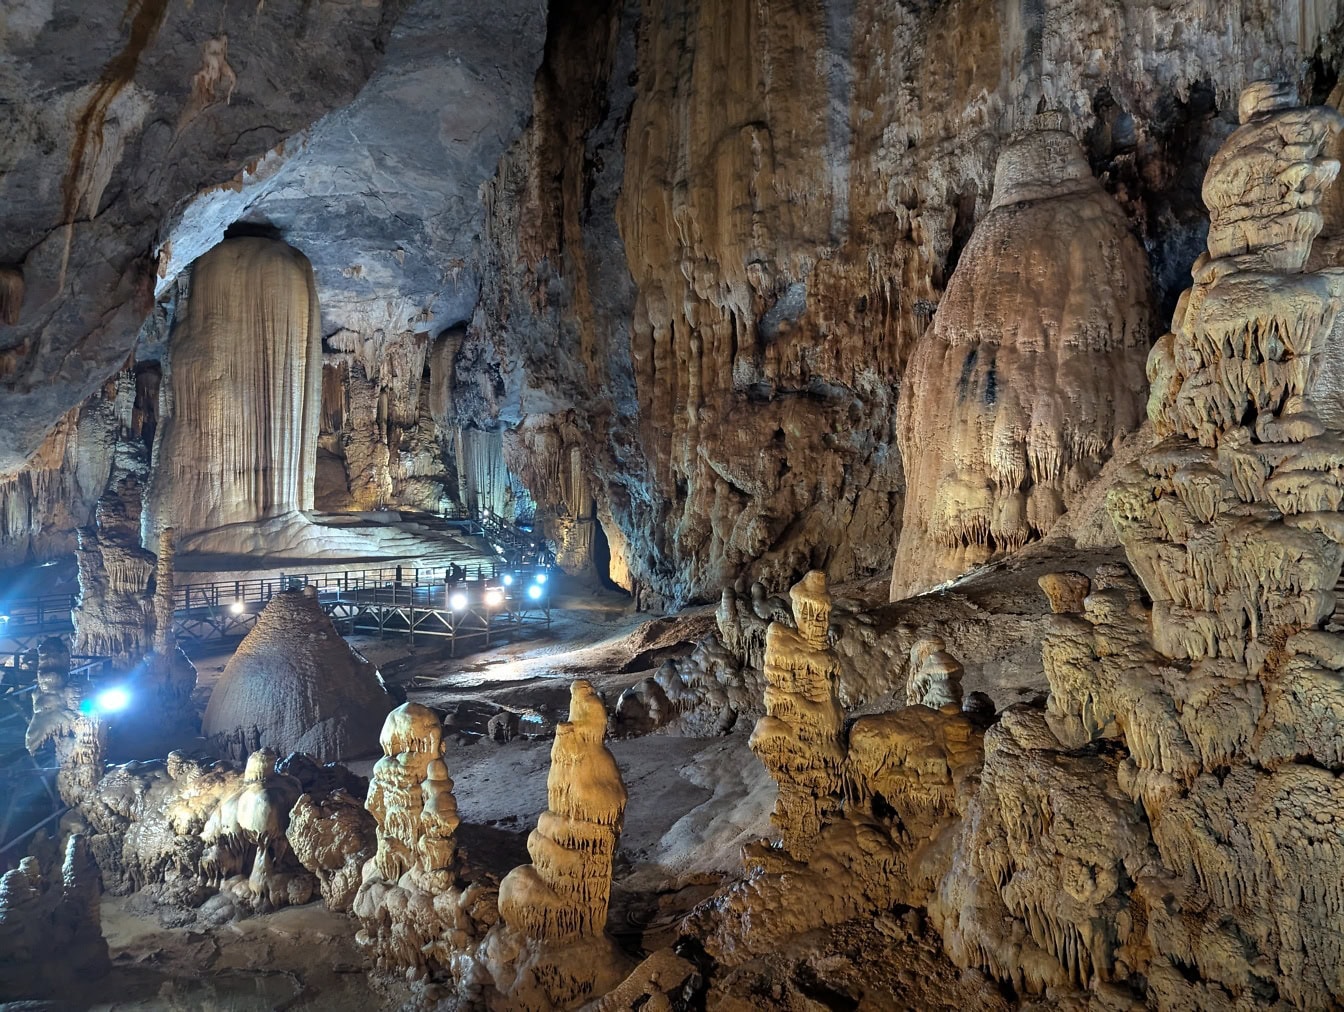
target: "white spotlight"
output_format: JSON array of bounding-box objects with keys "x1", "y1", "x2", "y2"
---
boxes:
[
  {"x1": 230, "y1": 601, "x2": 245, "y2": 614},
  {"x1": 502, "y1": 573, "x2": 514, "y2": 586},
  {"x1": 527, "y1": 584, "x2": 543, "y2": 602},
  {"x1": 450, "y1": 592, "x2": 468, "y2": 611},
  {"x1": 534, "y1": 572, "x2": 547, "y2": 585},
  {"x1": 485, "y1": 588, "x2": 504, "y2": 608},
  {"x1": 95, "y1": 687, "x2": 130, "y2": 713}
]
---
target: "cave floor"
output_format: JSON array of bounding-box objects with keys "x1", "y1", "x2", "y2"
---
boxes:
[{"x1": 82, "y1": 565, "x2": 1089, "y2": 1008}]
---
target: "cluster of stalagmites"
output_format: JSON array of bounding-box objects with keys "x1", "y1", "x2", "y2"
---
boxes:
[
  {"x1": 0, "y1": 834, "x2": 109, "y2": 999},
  {"x1": 689, "y1": 82, "x2": 1344, "y2": 1012},
  {"x1": 1087, "y1": 82, "x2": 1344, "y2": 1009},
  {"x1": 685, "y1": 570, "x2": 985, "y2": 960},
  {"x1": 353, "y1": 690, "x2": 640, "y2": 1010},
  {"x1": 76, "y1": 745, "x2": 371, "y2": 916}
]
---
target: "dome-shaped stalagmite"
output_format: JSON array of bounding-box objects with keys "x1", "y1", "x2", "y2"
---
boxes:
[
  {"x1": 890, "y1": 117, "x2": 1153, "y2": 600},
  {"x1": 202, "y1": 587, "x2": 394, "y2": 763}
]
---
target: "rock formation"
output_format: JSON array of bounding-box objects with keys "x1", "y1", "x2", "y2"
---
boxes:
[
  {"x1": 1090, "y1": 82, "x2": 1344, "y2": 1008},
  {"x1": 352, "y1": 703, "x2": 497, "y2": 980},
  {"x1": 0, "y1": 376, "x2": 122, "y2": 569},
  {"x1": 202, "y1": 587, "x2": 394, "y2": 763},
  {"x1": 197, "y1": 748, "x2": 315, "y2": 911},
  {"x1": 904, "y1": 636, "x2": 964, "y2": 710},
  {"x1": 890, "y1": 117, "x2": 1152, "y2": 599},
  {"x1": 285, "y1": 783, "x2": 377, "y2": 913},
  {"x1": 24, "y1": 637, "x2": 106, "y2": 808},
  {"x1": 748, "y1": 571, "x2": 845, "y2": 857},
  {"x1": 0, "y1": 0, "x2": 406, "y2": 475},
  {"x1": 690, "y1": 654, "x2": 983, "y2": 967},
  {"x1": 146, "y1": 236, "x2": 322, "y2": 552},
  {"x1": 78, "y1": 745, "x2": 362, "y2": 918},
  {"x1": 484, "y1": 679, "x2": 632, "y2": 1009},
  {"x1": 0, "y1": 834, "x2": 110, "y2": 1000},
  {"x1": 881, "y1": 83, "x2": 1344, "y2": 1009}
]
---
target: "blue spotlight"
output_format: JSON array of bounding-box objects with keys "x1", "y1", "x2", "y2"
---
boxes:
[{"x1": 527, "y1": 584, "x2": 543, "y2": 602}]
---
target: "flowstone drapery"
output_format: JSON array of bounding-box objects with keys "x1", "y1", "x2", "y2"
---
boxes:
[{"x1": 146, "y1": 236, "x2": 322, "y2": 551}]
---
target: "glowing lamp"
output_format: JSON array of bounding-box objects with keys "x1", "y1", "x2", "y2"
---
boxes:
[
  {"x1": 82, "y1": 687, "x2": 130, "y2": 715},
  {"x1": 527, "y1": 584, "x2": 543, "y2": 602},
  {"x1": 485, "y1": 588, "x2": 504, "y2": 608},
  {"x1": 230, "y1": 601, "x2": 245, "y2": 614},
  {"x1": 534, "y1": 572, "x2": 547, "y2": 585},
  {"x1": 450, "y1": 592, "x2": 468, "y2": 611},
  {"x1": 503, "y1": 574, "x2": 514, "y2": 586}
]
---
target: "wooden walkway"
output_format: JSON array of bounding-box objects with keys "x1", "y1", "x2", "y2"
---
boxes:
[
  {"x1": 177, "y1": 564, "x2": 553, "y2": 654},
  {"x1": 0, "y1": 563, "x2": 553, "y2": 654}
]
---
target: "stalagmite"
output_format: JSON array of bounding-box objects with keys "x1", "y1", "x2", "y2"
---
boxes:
[
  {"x1": 200, "y1": 748, "x2": 316, "y2": 910},
  {"x1": 285, "y1": 784, "x2": 377, "y2": 913},
  {"x1": 904, "y1": 636, "x2": 964, "y2": 709},
  {"x1": 202, "y1": 587, "x2": 394, "y2": 763},
  {"x1": 0, "y1": 834, "x2": 109, "y2": 999},
  {"x1": 24, "y1": 637, "x2": 106, "y2": 808},
  {"x1": 748, "y1": 570, "x2": 845, "y2": 857},
  {"x1": 133, "y1": 526, "x2": 199, "y2": 733},
  {"x1": 482, "y1": 679, "x2": 633, "y2": 1010},
  {"x1": 146, "y1": 236, "x2": 322, "y2": 552},
  {"x1": 1092, "y1": 82, "x2": 1344, "y2": 1008},
  {"x1": 891, "y1": 115, "x2": 1152, "y2": 599},
  {"x1": 352, "y1": 703, "x2": 495, "y2": 982}
]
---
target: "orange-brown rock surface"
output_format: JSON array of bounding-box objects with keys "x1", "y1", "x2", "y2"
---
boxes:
[{"x1": 471, "y1": 0, "x2": 1337, "y2": 605}]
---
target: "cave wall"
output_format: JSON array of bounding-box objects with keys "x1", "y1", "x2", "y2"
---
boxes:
[
  {"x1": 5, "y1": 0, "x2": 1344, "y2": 600},
  {"x1": 468, "y1": 0, "x2": 1344, "y2": 606}
]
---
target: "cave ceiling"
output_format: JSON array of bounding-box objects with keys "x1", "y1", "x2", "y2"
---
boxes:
[{"x1": 0, "y1": 0, "x2": 545, "y2": 473}]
